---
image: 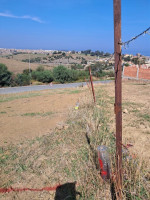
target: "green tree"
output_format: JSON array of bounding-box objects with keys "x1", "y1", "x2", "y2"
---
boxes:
[
  {"x1": 15, "y1": 74, "x2": 31, "y2": 86},
  {"x1": 36, "y1": 66, "x2": 45, "y2": 72},
  {"x1": 132, "y1": 58, "x2": 139, "y2": 65},
  {"x1": 53, "y1": 65, "x2": 70, "y2": 83},
  {"x1": 36, "y1": 70, "x2": 53, "y2": 83},
  {"x1": 68, "y1": 70, "x2": 78, "y2": 81},
  {"x1": 23, "y1": 69, "x2": 32, "y2": 75},
  {"x1": 124, "y1": 56, "x2": 131, "y2": 62},
  {"x1": 0, "y1": 63, "x2": 12, "y2": 86}
]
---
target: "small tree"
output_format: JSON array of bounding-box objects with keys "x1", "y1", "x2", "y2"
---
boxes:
[
  {"x1": 53, "y1": 65, "x2": 70, "y2": 83},
  {"x1": 36, "y1": 66, "x2": 45, "y2": 71},
  {"x1": 0, "y1": 63, "x2": 12, "y2": 86},
  {"x1": 15, "y1": 74, "x2": 31, "y2": 86},
  {"x1": 23, "y1": 69, "x2": 32, "y2": 75},
  {"x1": 36, "y1": 70, "x2": 53, "y2": 83}
]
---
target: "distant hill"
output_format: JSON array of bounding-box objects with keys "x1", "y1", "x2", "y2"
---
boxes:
[{"x1": 0, "y1": 57, "x2": 51, "y2": 74}]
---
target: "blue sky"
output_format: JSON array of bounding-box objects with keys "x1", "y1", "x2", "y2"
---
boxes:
[{"x1": 0, "y1": 0, "x2": 150, "y2": 55}]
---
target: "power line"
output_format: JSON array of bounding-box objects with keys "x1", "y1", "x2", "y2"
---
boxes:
[{"x1": 119, "y1": 26, "x2": 150, "y2": 48}]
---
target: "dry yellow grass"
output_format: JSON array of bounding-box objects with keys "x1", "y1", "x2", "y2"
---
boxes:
[
  {"x1": 0, "y1": 81, "x2": 149, "y2": 199},
  {"x1": 0, "y1": 57, "x2": 51, "y2": 74}
]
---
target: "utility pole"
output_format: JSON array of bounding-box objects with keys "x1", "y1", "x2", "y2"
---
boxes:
[
  {"x1": 28, "y1": 52, "x2": 31, "y2": 85},
  {"x1": 113, "y1": 0, "x2": 122, "y2": 199}
]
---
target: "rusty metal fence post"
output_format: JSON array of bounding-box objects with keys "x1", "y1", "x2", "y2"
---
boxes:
[
  {"x1": 113, "y1": 0, "x2": 122, "y2": 199},
  {"x1": 89, "y1": 67, "x2": 96, "y2": 103}
]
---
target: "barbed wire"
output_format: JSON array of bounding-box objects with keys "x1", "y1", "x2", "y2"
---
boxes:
[{"x1": 119, "y1": 26, "x2": 150, "y2": 48}]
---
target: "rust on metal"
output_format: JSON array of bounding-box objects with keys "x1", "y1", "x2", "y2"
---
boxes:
[
  {"x1": 89, "y1": 67, "x2": 96, "y2": 103},
  {"x1": 114, "y1": 103, "x2": 122, "y2": 114},
  {"x1": 113, "y1": 0, "x2": 122, "y2": 199}
]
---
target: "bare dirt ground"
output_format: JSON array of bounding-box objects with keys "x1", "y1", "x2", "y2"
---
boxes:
[{"x1": 0, "y1": 88, "x2": 83, "y2": 145}]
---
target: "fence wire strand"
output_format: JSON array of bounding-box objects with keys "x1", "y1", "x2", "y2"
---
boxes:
[{"x1": 119, "y1": 26, "x2": 150, "y2": 48}]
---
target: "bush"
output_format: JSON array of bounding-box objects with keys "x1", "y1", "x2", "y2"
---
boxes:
[
  {"x1": 22, "y1": 57, "x2": 41, "y2": 63},
  {"x1": 71, "y1": 64, "x2": 84, "y2": 70},
  {"x1": 0, "y1": 63, "x2": 12, "y2": 86},
  {"x1": 81, "y1": 58, "x2": 87, "y2": 64},
  {"x1": 36, "y1": 71, "x2": 53, "y2": 83},
  {"x1": 77, "y1": 70, "x2": 88, "y2": 80},
  {"x1": 53, "y1": 65, "x2": 71, "y2": 83},
  {"x1": 32, "y1": 70, "x2": 53, "y2": 83},
  {"x1": 96, "y1": 70, "x2": 115, "y2": 78},
  {"x1": 53, "y1": 65, "x2": 89, "y2": 83},
  {"x1": 67, "y1": 70, "x2": 78, "y2": 82},
  {"x1": 124, "y1": 63, "x2": 130, "y2": 67},
  {"x1": 23, "y1": 69, "x2": 32, "y2": 75},
  {"x1": 36, "y1": 66, "x2": 45, "y2": 72},
  {"x1": 15, "y1": 74, "x2": 31, "y2": 86}
]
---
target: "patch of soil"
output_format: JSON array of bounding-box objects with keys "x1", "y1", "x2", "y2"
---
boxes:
[{"x1": 0, "y1": 89, "x2": 83, "y2": 145}]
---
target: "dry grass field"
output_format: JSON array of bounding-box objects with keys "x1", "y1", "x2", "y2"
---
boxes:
[
  {"x1": 0, "y1": 81, "x2": 149, "y2": 199},
  {"x1": 0, "y1": 88, "x2": 84, "y2": 145},
  {"x1": 0, "y1": 52, "x2": 99, "y2": 74},
  {"x1": 104, "y1": 80, "x2": 150, "y2": 163},
  {"x1": 0, "y1": 57, "x2": 51, "y2": 74}
]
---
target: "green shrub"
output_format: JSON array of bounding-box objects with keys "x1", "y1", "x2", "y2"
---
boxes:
[
  {"x1": 96, "y1": 70, "x2": 106, "y2": 77},
  {"x1": 53, "y1": 65, "x2": 70, "y2": 83},
  {"x1": 68, "y1": 70, "x2": 78, "y2": 82},
  {"x1": 96, "y1": 70, "x2": 114, "y2": 78},
  {"x1": 71, "y1": 64, "x2": 84, "y2": 70},
  {"x1": 81, "y1": 58, "x2": 87, "y2": 64},
  {"x1": 106, "y1": 71, "x2": 115, "y2": 77},
  {"x1": 31, "y1": 71, "x2": 39, "y2": 80},
  {"x1": 32, "y1": 70, "x2": 53, "y2": 83},
  {"x1": 53, "y1": 65, "x2": 88, "y2": 83},
  {"x1": 22, "y1": 57, "x2": 41, "y2": 63},
  {"x1": 36, "y1": 66, "x2": 45, "y2": 72},
  {"x1": 36, "y1": 70, "x2": 53, "y2": 83},
  {"x1": 15, "y1": 74, "x2": 31, "y2": 86},
  {"x1": 0, "y1": 63, "x2": 12, "y2": 86},
  {"x1": 77, "y1": 70, "x2": 88, "y2": 80},
  {"x1": 23, "y1": 69, "x2": 32, "y2": 75}
]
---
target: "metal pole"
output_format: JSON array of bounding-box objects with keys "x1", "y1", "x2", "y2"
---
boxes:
[
  {"x1": 113, "y1": 0, "x2": 122, "y2": 199},
  {"x1": 28, "y1": 52, "x2": 31, "y2": 85},
  {"x1": 89, "y1": 67, "x2": 96, "y2": 103}
]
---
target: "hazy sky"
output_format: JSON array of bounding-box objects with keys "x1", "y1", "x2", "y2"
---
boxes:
[{"x1": 0, "y1": 0, "x2": 150, "y2": 55}]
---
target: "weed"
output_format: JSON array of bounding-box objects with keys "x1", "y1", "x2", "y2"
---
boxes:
[
  {"x1": 69, "y1": 90, "x2": 81, "y2": 94},
  {"x1": 22, "y1": 111, "x2": 53, "y2": 117},
  {"x1": 139, "y1": 113, "x2": 150, "y2": 122},
  {"x1": 0, "y1": 93, "x2": 41, "y2": 103},
  {"x1": 0, "y1": 111, "x2": 7, "y2": 114},
  {"x1": 132, "y1": 109, "x2": 139, "y2": 113}
]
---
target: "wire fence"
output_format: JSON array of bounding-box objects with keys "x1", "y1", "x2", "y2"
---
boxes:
[{"x1": 119, "y1": 26, "x2": 150, "y2": 49}]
